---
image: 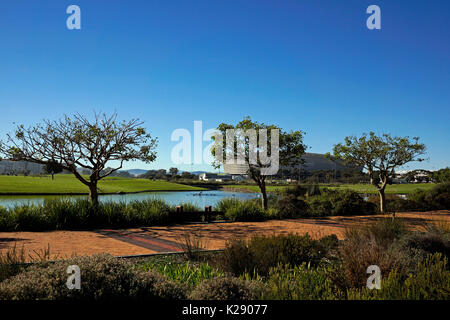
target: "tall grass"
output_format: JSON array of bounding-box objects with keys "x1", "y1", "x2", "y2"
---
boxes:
[
  {"x1": 221, "y1": 199, "x2": 267, "y2": 221},
  {"x1": 0, "y1": 198, "x2": 204, "y2": 231},
  {"x1": 0, "y1": 243, "x2": 52, "y2": 282},
  {"x1": 176, "y1": 231, "x2": 209, "y2": 260}
]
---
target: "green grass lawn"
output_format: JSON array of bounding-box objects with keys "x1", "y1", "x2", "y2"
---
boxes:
[
  {"x1": 226, "y1": 183, "x2": 435, "y2": 194},
  {"x1": 0, "y1": 174, "x2": 205, "y2": 194}
]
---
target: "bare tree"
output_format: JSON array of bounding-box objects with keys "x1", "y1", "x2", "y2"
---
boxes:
[{"x1": 0, "y1": 112, "x2": 158, "y2": 204}]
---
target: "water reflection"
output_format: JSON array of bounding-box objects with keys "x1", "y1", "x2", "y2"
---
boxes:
[{"x1": 0, "y1": 190, "x2": 260, "y2": 209}]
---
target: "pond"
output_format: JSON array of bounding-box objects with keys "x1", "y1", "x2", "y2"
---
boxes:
[{"x1": 0, "y1": 190, "x2": 260, "y2": 209}]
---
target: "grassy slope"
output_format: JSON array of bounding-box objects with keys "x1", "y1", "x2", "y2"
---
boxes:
[
  {"x1": 226, "y1": 183, "x2": 435, "y2": 194},
  {"x1": 0, "y1": 175, "x2": 205, "y2": 194}
]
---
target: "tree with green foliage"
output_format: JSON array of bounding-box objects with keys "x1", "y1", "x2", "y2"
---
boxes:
[
  {"x1": 328, "y1": 132, "x2": 426, "y2": 213},
  {"x1": 212, "y1": 117, "x2": 306, "y2": 209},
  {"x1": 181, "y1": 171, "x2": 196, "y2": 180},
  {"x1": 44, "y1": 160, "x2": 63, "y2": 180},
  {"x1": 169, "y1": 167, "x2": 179, "y2": 178},
  {"x1": 0, "y1": 112, "x2": 157, "y2": 204},
  {"x1": 430, "y1": 167, "x2": 450, "y2": 183}
]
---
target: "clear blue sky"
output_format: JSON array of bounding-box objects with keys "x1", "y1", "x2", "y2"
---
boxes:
[{"x1": 0, "y1": 0, "x2": 449, "y2": 172}]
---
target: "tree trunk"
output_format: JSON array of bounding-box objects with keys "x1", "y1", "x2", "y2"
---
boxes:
[
  {"x1": 259, "y1": 181, "x2": 268, "y2": 210},
  {"x1": 378, "y1": 188, "x2": 386, "y2": 213},
  {"x1": 88, "y1": 182, "x2": 99, "y2": 205}
]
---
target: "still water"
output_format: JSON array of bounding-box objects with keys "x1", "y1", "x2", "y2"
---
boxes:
[{"x1": 0, "y1": 190, "x2": 260, "y2": 209}]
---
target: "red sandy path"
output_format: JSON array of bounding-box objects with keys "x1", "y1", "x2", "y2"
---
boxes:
[{"x1": 0, "y1": 210, "x2": 448, "y2": 262}]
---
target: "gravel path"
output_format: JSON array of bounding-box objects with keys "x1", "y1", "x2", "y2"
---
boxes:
[{"x1": 1, "y1": 210, "x2": 448, "y2": 261}]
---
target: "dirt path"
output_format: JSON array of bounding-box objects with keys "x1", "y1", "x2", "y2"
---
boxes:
[{"x1": 1, "y1": 210, "x2": 448, "y2": 261}]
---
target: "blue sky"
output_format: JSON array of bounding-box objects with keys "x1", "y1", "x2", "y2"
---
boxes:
[{"x1": 0, "y1": 0, "x2": 449, "y2": 172}]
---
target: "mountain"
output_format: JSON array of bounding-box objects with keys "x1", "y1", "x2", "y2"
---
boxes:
[
  {"x1": 0, "y1": 160, "x2": 44, "y2": 175},
  {"x1": 124, "y1": 169, "x2": 148, "y2": 177}
]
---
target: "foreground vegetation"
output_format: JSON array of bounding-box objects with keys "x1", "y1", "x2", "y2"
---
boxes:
[
  {"x1": 1, "y1": 218, "x2": 449, "y2": 300},
  {"x1": 0, "y1": 174, "x2": 204, "y2": 194},
  {"x1": 0, "y1": 182, "x2": 448, "y2": 231}
]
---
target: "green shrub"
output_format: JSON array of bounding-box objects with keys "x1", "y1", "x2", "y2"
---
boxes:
[
  {"x1": 189, "y1": 277, "x2": 262, "y2": 300},
  {"x1": 348, "y1": 253, "x2": 450, "y2": 300},
  {"x1": 137, "y1": 261, "x2": 223, "y2": 287},
  {"x1": 224, "y1": 200, "x2": 266, "y2": 221},
  {"x1": 178, "y1": 202, "x2": 202, "y2": 212},
  {"x1": 399, "y1": 231, "x2": 450, "y2": 262},
  {"x1": 0, "y1": 254, "x2": 186, "y2": 300},
  {"x1": 386, "y1": 198, "x2": 420, "y2": 212},
  {"x1": 262, "y1": 264, "x2": 342, "y2": 300},
  {"x1": 408, "y1": 182, "x2": 450, "y2": 211},
  {"x1": 308, "y1": 189, "x2": 375, "y2": 217},
  {"x1": 275, "y1": 194, "x2": 309, "y2": 218},
  {"x1": 220, "y1": 233, "x2": 337, "y2": 277},
  {"x1": 216, "y1": 198, "x2": 241, "y2": 213}
]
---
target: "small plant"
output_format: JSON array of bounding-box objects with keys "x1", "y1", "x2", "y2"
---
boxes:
[
  {"x1": 176, "y1": 231, "x2": 209, "y2": 260},
  {"x1": 0, "y1": 243, "x2": 54, "y2": 283}
]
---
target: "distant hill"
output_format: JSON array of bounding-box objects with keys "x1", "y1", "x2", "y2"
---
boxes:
[
  {"x1": 123, "y1": 169, "x2": 207, "y2": 177},
  {"x1": 0, "y1": 160, "x2": 44, "y2": 175},
  {"x1": 124, "y1": 169, "x2": 148, "y2": 177}
]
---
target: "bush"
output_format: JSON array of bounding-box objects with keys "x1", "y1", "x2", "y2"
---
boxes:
[
  {"x1": 348, "y1": 253, "x2": 450, "y2": 300},
  {"x1": 216, "y1": 198, "x2": 241, "y2": 214},
  {"x1": 275, "y1": 194, "x2": 309, "y2": 218},
  {"x1": 0, "y1": 254, "x2": 186, "y2": 300},
  {"x1": 262, "y1": 264, "x2": 342, "y2": 300},
  {"x1": 308, "y1": 189, "x2": 375, "y2": 217},
  {"x1": 408, "y1": 182, "x2": 450, "y2": 211},
  {"x1": 224, "y1": 200, "x2": 266, "y2": 222},
  {"x1": 399, "y1": 231, "x2": 450, "y2": 262},
  {"x1": 219, "y1": 233, "x2": 338, "y2": 277},
  {"x1": 178, "y1": 202, "x2": 201, "y2": 212},
  {"x1": 338, "y1": 218, "x2": 412, "y2": 288},
  {"x1": 189, "y1": 277, "x2": 262, "y2": 300}
]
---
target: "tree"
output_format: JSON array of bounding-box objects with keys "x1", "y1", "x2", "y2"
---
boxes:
[
  {"x1": 212, "y1": 117, "x2": 306, "y2": 209},
  {"x1": 0, "y1": 112, "x2": 158, "y2": 204},
  {"x1": 169, "y1": 167, "x2": 179, "y2": 177},
  {"x1": 181, "y1": 171, "x2": 196, "y2": 180},
  {"x1": 155, "y1": 169, "x2": 168, "y2": 180},
  {"x1": 140, "y1": 170, "x2": 157, "y2": 179},
  {"x1": 430, "y1": 167, "x2": 450, "y2": 183},
  {"x1": 328, "y1": 132, "x2": 426, "y2": 213},
  {"x1": 44, "y1": 160, "x2": 63, "y2": 180}
]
